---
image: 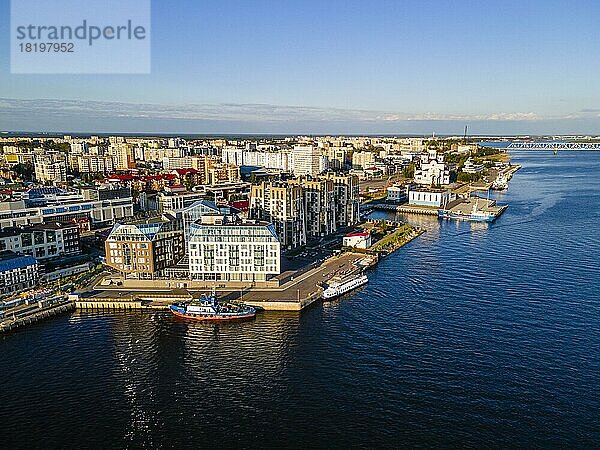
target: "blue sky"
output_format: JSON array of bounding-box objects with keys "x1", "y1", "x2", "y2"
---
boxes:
[{"x1": 1, "y1": 0, "x2": 600, "y2": 134}]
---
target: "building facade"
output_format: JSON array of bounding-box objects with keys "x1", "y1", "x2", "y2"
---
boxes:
[
  {"x1": 104, "y1": 220, "x2": 184, "y2": 279},
  {"x1": 34, "y1": 153, "x2": 67, "y2": 184},
  {"x1": 0, "y1": 251, "x2": 39, "y2": 295},
  {"x1": 188, "y1": 218, "x2": 280, "y2": 282},
  {"x1": 408, "y1": 188, "x2": 453, "y2": 207},
  {"x1": 0, "y1": 223, "x2": 80, "y2": 260},
  {"x1": 414, "y1": 151, "x2": 450, "y2": 186},
  {"x1": 249, "y1": 181, "x2": 306, "y2": 250}
]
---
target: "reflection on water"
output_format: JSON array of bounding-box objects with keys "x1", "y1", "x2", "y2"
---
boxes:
[{"x1": 1, "y1": 152, "x2": 599, "y2": 447}]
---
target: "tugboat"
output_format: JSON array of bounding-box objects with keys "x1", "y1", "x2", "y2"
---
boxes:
[
  {"x1": 322, "y1": 273, "x2": 368, "y2": 299},
  {"x1": 169, "y1": 292, "x2": 256, "y2": 321}
]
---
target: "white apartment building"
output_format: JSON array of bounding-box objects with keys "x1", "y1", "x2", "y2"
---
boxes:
[
  {"x1": 352, "y1": 151, "x2": 376, "y2": 169},
  {"x1": 34, "y1": 153, "x2": 67, "y2": 184},
  {"x1": 222, "y1": 146, "x2": 292, "y2": 172},
  {"x1": 188, "y1": 218, "x2": 280, "y2": 282},
  {"x1": 162, "y1": 156, "x2": 193, "y2": 170},
  {"x1": 291, "y1": 145, "x2": 324, "y2": 176},
  {"x1": 77, "y1": 155, "x2": 115, "y2": 173}
]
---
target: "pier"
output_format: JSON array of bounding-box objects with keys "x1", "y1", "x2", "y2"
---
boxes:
[
  {"x1": 0, "y1": 300, "x2": 75, "y2": 333},
  {"x1": 372, "y1": 203, "x2": 439, "y2": 216}
]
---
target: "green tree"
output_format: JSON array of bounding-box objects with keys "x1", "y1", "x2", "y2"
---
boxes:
[{"x1": 402, "y1": 162, "x2": 415, "y2": 179}]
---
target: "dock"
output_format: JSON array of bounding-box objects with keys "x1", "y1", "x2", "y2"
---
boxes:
[
  {"x1": 0, "y1": 300, "x2": 75, "y2": 333},
  {"x1": 81, "y1": 251, "x2": 378, "y2": 312},
  {"x1": 372, "y1": 203, "x2": 439, "y2": 216}
]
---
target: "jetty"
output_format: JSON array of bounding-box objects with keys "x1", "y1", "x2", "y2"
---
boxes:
[{"x1": 0, "y1": 300, "x2": 75, "y2": 333}]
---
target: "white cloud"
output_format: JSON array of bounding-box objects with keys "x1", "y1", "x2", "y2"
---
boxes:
[{"x1": 0, "y1": 97, "x2": 546, "y2": 123}]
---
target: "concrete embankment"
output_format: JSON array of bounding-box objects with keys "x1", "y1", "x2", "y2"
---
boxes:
[{"x1": 0, "y1": 301, "x2": 75, "y2": 333}]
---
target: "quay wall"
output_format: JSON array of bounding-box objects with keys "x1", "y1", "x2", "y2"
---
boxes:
[{"x1": 0, "y1": 302, "x2": 75, "y2": 333}]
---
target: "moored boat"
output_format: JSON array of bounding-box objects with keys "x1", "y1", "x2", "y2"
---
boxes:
[
  {"x1": 169, "y1": 293, "x2": 256, "y2": 321},
  {"x1": 322, "y1": 274, "x2": 368, "y2": 299}
]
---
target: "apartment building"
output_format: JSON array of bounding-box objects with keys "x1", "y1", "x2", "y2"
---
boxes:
[
  {"x1": 34, "y1": 153, "x2": 67, "y2": 184},
  {"x1": 291, "y1": 145, "x2": 325, "y2": 176},
  {"x1": 249, "y1": 181, "x2": 306, "y2": 249},
  {"x1": 0, "y1": 222, "x2": 80, "y2": 260},
  {"x1": 352, "y1": 151, "x2": 376, "y2": 169},
  {"x1": 188, "y1": 216, "x2": 280, "y2": 282},
  {"x1": 104, "y1": 220, "x2": 184, "y2": 279},
  {"x1": 76, "y1": 155, "x2": 115, "y2": 174},
  {"x1": 291, "y1": 177, "x2": 336, "y2": 239},
  {"x1": 110, "y1": 143, "x2": 136, "y2": 170},
  {"x1": 321, "y1": 173, "x2": 360, "y2": 228},
  {"x1": 0, "y1": 251, "x2": 39, "y2": 295}
]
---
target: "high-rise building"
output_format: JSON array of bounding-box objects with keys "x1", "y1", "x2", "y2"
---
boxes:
[
  {"x1": 291, "y1": 145, "x2": 324, "y2": 176},
  {"x1": 352, "y1": 151, "x2": 376, "y2": 169},
  {"x1": 110, "y1": 143, "x2": 136, "y2": 170},
  {"x1": 290, "y1": 177, "x2": 336, "y2": 239},
  {"x1": 249, "y1": 181, "x2": 306, "y2": 249},
  {"x1": 321, "y1": 173, "x2": 360, "y2": 229},
  {"x1": 34, "y1": 153, "x2": 67, "y2": 184}
]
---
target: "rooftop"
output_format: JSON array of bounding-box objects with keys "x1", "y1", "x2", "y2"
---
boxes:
[{"x1": 0, "y1": 251, "x2": 37, "y2": 272}]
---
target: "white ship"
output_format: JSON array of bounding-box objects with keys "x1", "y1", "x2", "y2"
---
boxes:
[{"x1": 322, "y1": 274, "x2": 368, "y2": 299}]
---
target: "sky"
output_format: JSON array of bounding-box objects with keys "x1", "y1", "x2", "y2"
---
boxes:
[{"x1": 1, "y1": 0, "x2": 600, "y2": 135}]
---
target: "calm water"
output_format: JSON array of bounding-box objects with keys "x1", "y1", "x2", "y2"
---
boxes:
[{"x1": 1, "y1": 152, "x2": 599, "y2": 448}]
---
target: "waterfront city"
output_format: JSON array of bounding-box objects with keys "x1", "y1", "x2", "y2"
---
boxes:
[{"x1": 3, "y1": 0, "x2": 600, "y2": 447}]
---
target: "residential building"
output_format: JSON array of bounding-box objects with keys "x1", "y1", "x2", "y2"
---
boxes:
[
  {"x1": 0, "y1": 222, "x2": 80, "y2": 260},
  {"x1": 110, "y1": 143, "x2": 136, "y2": 170},
  {"x1": 249, "y1": 181, "x2": 306, "y2": 249},
  {"x1": 206, "y1": 163, "x2": 240, "y2": 185},
  {"x1": 76, "y1": 155, "x2": 115, "y2": 174},
  {"x1": 0, "y1": 251, "x2": 39, "y2": 295},
  {"x1": 321, "y1": 173, "x2": 360, "y2": 229},
  {"x1": 290, "y1": 177, "x2": 336, "y2": 240},
  {"x1": 291, "y1": 145, "x2": 324, "y2": 176},
  {"x1": 352, "y1": 151, "x2": 376, "y2": 169},
  {"x1": 326, "y1": 146, "x2": 348, "y2": 170},
  {"x1": 104, "y1": 220, "x2": 184, "y2": 279},
  {"x1": 34, "y1": 153, "x2": 67, "y2": 184},
  {"x1": 188, "y1": 217, "x2": 280, "y2": 282},
  {"x1": 181, "y1": 200, "x2": 236, "y2": 249}
]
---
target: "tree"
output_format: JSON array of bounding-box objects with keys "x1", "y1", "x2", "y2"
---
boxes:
[
  {"x1": 402, "y1": 162, "x2": 415, "y2": 179},
  {"x1": 12, "y1": 163, "x2": 34, "y2": 181}
]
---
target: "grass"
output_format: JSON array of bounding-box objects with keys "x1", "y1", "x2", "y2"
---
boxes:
[{"x1": 371, "y1": 224, "x2": 419, "y2": 253}]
